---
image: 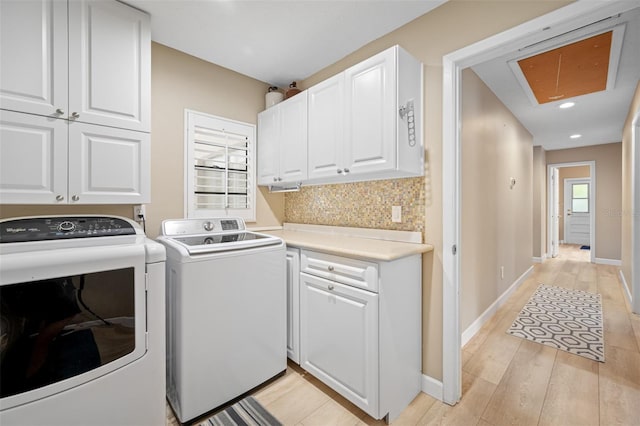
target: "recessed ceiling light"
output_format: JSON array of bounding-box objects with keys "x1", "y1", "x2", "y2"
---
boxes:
[
  {"x1": 559, "y1": 102, "x2": 575, "y2": 109},
  {"x1": 570, "y1": 134, "x2": 582, "y2": 139}
]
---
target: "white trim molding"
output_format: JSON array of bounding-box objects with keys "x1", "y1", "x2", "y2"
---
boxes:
[
  {"x1": 461, "y1": 266, "x2": 534, "y2": 347},
  {"x1": 532, "y1": 256, "x2": 546, "y2": 264},
  {"x1": 595, "y1": 258, "x2": 622, "y2": 266},
  {"x1": 619, "y1": 270, "x2": 633, "y2": 307},
  {"x1": 421, "y1": 375, "x2": 444, "y2": 402}
]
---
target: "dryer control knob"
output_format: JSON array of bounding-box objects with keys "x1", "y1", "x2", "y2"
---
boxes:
[{"x1": 203, "y1": 221, "x2": 214, "y2": 231}]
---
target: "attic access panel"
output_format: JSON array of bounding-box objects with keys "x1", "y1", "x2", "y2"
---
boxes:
[{"x1": 517, "y1": 31, "x2": 612, "y2": 104}]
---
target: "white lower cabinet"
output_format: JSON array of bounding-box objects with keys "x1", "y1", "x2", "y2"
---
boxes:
[
  {"x1": 298, "y1": 249, "x2": 422, "y2": 422},
  {"x1": 286, "y1": 247, "x2": 300, "y2": 363},
  {"x1": 0, "y1": 110, "x2": 149, "y2": 204}
]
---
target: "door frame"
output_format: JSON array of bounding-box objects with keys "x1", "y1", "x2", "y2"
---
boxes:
[
  {"x1": 562, "y1": 177, "x2": 592, "y2": 245},
  {"x1": 441, "y1": 1, "x2": 633, "y2": 404},
  {"x1": 547, "y1": 162, "x2": 595, "y2": 263},
  {"x1": 632, "y1": 117, "x2": 640, "y2": 314}
]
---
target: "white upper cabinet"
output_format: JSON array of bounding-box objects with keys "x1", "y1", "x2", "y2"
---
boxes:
[
  {"x1": 265, "y1": 45, "x2": 424, "y2": 187},
  {"x1": 307, "y1": 74, "x2": 344, "y2": 180},
  {"x1": 257, "y1": 92, "x2": 308, "y2": 186},
  {"x1": 0, "y1": 0, "x2": 150, "y2": 132},
  {"x1": 69, "y1": 0, "x2": 150, "y2": 132},
  {"x1": 0, "y1": 0, "x2": 68, "y2": 118},
  {"x1": 0, "y1": 0, "x2": 151, "y2": 204},
  {"x1": 344, "y1": 47, "x2": 396, "y2": 175}
]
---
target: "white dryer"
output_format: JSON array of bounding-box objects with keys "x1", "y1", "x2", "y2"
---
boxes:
[
  {"x1": 157, "y1": 217, "x2": 286, "y2": 424},
  {"x1": 0, "y1": 216, "x2": 166, "y2": 426}
]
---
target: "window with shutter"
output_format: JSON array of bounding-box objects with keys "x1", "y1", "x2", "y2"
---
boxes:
[{"x1": 185, "y1": 110, "x2": 256, "y2": 221}]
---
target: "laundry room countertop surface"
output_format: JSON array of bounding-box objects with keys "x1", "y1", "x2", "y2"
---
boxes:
[{"x1": 257, "y1": 223, "x2": 433, "y2": 261}]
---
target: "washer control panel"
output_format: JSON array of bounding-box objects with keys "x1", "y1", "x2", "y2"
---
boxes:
[{"x1": 0, "y1": 217, "x2": 136, "y2": 243}]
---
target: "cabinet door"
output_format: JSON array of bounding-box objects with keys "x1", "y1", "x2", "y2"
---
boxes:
[
  {"x1": 257, "y1": 106, "x2": 280, "y2": 185},
  {"x1": 68, "y1": 0, "x2": 150, "y2": 132},
  {"x1": 68, "y1": 122, "x2": 150, "y2": 204},
  {"x1": 286, "y1": 248, "x2": 300, "y2": 363},
  {"x1": 278, "y1": 92, "x2": 308, "y2": 184},
  {"x1": 344, "y1": 47, "x2": 396, "y2": 175},
  {"x1": 307, "y1": 74, "x2": 344, "y2": 180},
  {"x1": 0, "y1": 111, "x2": 68, "y2": 204},
  {"x1": 0, "y1": 0, "x2": 68, "y2": 118},
  {"x1": 300, "y1": 273, "x2": 379, "y2": 417}
]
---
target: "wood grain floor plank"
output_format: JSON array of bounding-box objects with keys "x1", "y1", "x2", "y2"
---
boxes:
[
  {"x1": 599, "y1": 346, "x2": 640, "y2": 425},
  {"x1": 538, "y1": 350, "x2": 599, "y2": 426},
  {"x1": 480, "y1": 340, "x2": 557, "y2": 426}
]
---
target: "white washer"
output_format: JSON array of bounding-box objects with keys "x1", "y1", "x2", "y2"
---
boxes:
[
  {"x1": 0, "y1": 216, "x2": 166, "y2": 426},
  {"x1": 157, "y1": 217, "x2": 286, "y2": 423}
]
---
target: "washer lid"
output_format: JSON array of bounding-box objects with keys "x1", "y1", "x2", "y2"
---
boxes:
[{"x1": 167, "y1": 231, "x2": 281, "y2": 254}]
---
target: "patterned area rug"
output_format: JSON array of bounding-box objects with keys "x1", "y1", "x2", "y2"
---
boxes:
[
  {"x1": 507, "y1": 284, "x2": 604, "y2": 362},
  {"x1": 197, "y1": 396, "x2": 281, "y2": 426}
]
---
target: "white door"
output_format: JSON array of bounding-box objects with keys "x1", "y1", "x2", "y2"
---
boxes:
[
  {"x1": 551, "y1": 167, "x2": 560, "y2": 257},
  {"x1": 256, "y1": 106, "x2": 280, "y2": 185},
  {"x1": 0, "y1": 110, "x2": 68, "y2": 204},
  {"x1": 68, "y1": 122, "x2": 150, "y2": 204},
  {"x1": 0, "y1": 0, "x2": 68, "y2": 117},
  {"x1": 564, "y1": 178, "x2": 591, "y2": 246},
  {"x1": 308, "y1": 74, "x2": 345, "y2": 179},
  {"x1": 300, "y1": 273, "x2": 379, "y2": 416},
  {"x1": 68, "y1": 0, "x2": 150, "y2": 132},
  {"x1": 278, "y1": 92, "x2": 308, "y2": 184},
  {"x1": 344, "y1": 47, "x2": 396, "y2": 175}
]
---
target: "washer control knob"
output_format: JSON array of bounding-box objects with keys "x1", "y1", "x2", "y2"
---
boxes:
[
  {"x1": 203, "y1": 221, "x2": 214, "y2": 231},
  {"x1": 58, "y1": 221, "x2": 76, "y2": 232}
]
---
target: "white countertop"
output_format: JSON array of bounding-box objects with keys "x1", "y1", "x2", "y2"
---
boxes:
[{"x1": 259, "y1": 225, "x2": 433, "y2": 261}]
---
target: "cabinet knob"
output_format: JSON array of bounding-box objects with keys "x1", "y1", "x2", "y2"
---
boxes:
[
  {"x1": 344, "y1": 168, "x2": 350, "y2": 173},
  {"x1": 55, "y1": 108, "x2": 65, "y2": 115},
  {"x1": 273, "y1": 177, "x2": 278, "y2": 182},
  {"x1": 71, "y1": 195, "x2": 80, "y2": 201},
  {"x1": 56, "y1": 195, "x2": 64, "y2": 201},
  {"x1": 337, "y1": 169, "x2": 343, "y2": 174},
  {"x1": 278, "y1": 177, "x2": 283, "y2": 182},
  {"x1": 70, "y1": 112, "x2": 80, "y2": 119},
  {"x1": 328, "y1": 284, "x2": 334, "y2": 291},
  {"x1": 328, "y1": 265, "x2": 334, "y2": 271}
]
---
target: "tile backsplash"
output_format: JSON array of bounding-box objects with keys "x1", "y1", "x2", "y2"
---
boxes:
[{"x1": 284, "y1": 177, "x2": 425, "y2": 237}]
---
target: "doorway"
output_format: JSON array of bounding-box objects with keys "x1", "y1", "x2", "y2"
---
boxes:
[
  {"x1": 547, "y1": 161, "x2": 595, "y2": 263},
  {"x1": 441, "y1": 2, "x2": 634, "y2": 405}
]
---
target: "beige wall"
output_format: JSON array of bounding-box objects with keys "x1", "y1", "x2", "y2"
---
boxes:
[
  {"x1": 558, "y1": 165, "x2": 590, "y2": 239},
  {"x1": 533, "y1": 146, "x2": 547, "y2": 258},
  {"x1": 546, "y1": 143, "x2": 622, "y2": 260},
  {"x1": 621, "y1": 82, "x2": 640, "y2": 299},
  {"x1": 460, "y1": 69, "x2": 533, "y2": 331},
  {"x1": 298, "y1": 0, "x2": 571, "y2": 379},
  {"x1": 148, "y1": 43, "x2": 284, "y2": 237}
]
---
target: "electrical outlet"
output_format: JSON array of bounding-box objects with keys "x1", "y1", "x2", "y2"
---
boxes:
[
  {"x1": 133, "y1": 205, "x2": 146, "y2": 221},
  {"x1": 392, "y1": 206, "x2": 402, "y2": 223}
]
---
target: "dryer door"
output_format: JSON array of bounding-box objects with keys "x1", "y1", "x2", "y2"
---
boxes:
[{"x1": 0, "y1": 244, "x2": 147, "y2": 410}]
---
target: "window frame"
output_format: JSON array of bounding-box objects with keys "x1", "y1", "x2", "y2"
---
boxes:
[{"x1": 184, "y1": 109, "x2": 256, "y2": 221}]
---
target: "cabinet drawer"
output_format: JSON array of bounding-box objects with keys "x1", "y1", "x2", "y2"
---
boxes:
[{"x1": 300, "y1": 250, "x2": 378, "y2": 292}]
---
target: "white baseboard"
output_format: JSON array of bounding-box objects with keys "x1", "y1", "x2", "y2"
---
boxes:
[
  {"x1": 619, "y1": 270, "x2": 633, "y2": 306},
  {"x1": 595, "y1": 258, "x2": 622, "y2": 266},
  {"x1": 532, "y1": 256, "x2": 545, "y2": 263},
  {"x1": 421, "y1": 374, "x2": 443, "y2": 402},
  {"x1": 461, "y1": 265, "x2": 534, "y2": 348}
]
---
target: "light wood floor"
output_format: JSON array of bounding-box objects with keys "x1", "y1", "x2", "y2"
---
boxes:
[{"x1": 167, "y1": 245, "x2": 640, "y2": 425}]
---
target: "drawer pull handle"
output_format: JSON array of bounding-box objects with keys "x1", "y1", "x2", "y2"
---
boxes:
[
  {"x1": 328, "y1": 284, "x2": 334, "y2": 290},
  {"x1": 328, "y1": 265, "x2": 334, "y2": 271}
]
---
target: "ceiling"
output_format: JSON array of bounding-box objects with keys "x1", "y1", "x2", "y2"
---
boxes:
[
  {"x1": 123, "y1": 0, "x2": 639, "y2": 152},
  {"x1": 472, "y1": 6, "x2": 640, "y2": 151},
  {"x1": 123, "y1": 0, "x2": 446, "y2": 88}
]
